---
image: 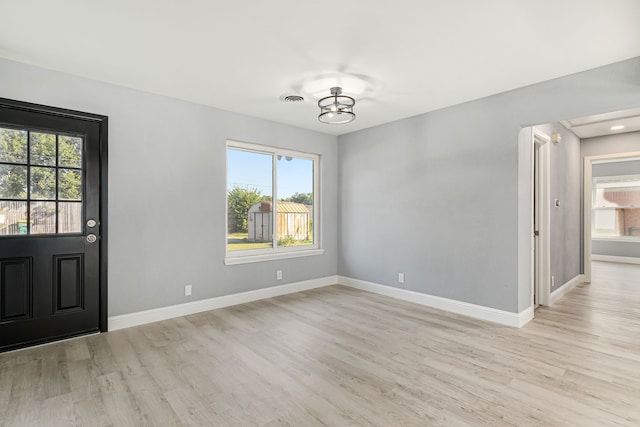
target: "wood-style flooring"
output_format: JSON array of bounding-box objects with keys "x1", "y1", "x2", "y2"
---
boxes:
[{"x1": 1, "y1": 261, "x2": 639, "y2": 426}]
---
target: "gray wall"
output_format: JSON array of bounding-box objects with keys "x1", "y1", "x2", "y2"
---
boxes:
[
  {"x1": 586, "y1": 135, "x2": 640, "y2": 259},
  {"x1": 534, "y1": 123, "x2": 582, "y2": 290},
  {"x1": 592, "y1": 240, "x2": 640, "y2": 258},
  {"x1": 339, "y1": 57, "x2": 640, "y2": 314},
  {"x1": 583, "y1": 131, "x2": 640, "y2": 158},
  {"x1": 0, "y1": 58, "x2": 338, "y2": 317},
  {"x1": 3, "y1": 56, "x2": 640, "y2": 319},
  {"x1": 593, "y1": 159, "x2": 640, "y2": 177}
]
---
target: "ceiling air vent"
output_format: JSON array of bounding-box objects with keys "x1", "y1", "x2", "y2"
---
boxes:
[{"x1": 280, "y1": 94, "x2": 304, "y2": 103}]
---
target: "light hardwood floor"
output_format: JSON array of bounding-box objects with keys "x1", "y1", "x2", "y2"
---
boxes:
[{"x1": 1, "y1": 261, "x2": 639, "y2": 426}]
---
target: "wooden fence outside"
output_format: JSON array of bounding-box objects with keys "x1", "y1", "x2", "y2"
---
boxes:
[{"x1": 0, "y1": 201, "x2": 82, "y2": 235}]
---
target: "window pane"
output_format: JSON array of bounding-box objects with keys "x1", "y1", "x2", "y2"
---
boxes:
[
  {"x1": 277, "y1": 156, "x2": 313, "y2": 247},
  {"x1": 0, "y1": 201, "x2": 27, "y2": 235},
  {"x1": 592, "y1": 209, "x2": 617, "y2": 236},
  {"x1": 0, "y1": 128, "x2": 27, "y2": 164},
  {"x1": 58, "y1": 202, "x2": 82, "y2": 233},
  {"x1": 59, "y1": 169, "x2": 82, "y2": 200},
  {"x1": 30, "y1": 132, "x2": 56, "y2": 166},
  {"x1": 595, "y1": 186, "x2": 640, "y2": 207},
  {"x1": 30, "y1": 167, "x2": 56, "y2": 200},
  {"x1": 227, "y1": 149, "x2": 273, "y2": 251},
  {"x1": 0, "y1": 164, "x2": 27, "y2": 199},
  {"x1": 31, "y1": 201, "x2": 56, "y2": 234},
  {"x1": 593, "y1": 177, "x2": 640, "y2": 238},
  {"x1": 59, "y1": 135, "x2": 82, "y2": 168}
]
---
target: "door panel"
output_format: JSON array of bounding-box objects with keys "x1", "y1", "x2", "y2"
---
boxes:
[
  {"x1": 0, "y1": 257, "x2": 31, "y2": 321},
  {"x1": 53, "y1": 254, "x2": 84, "y2": 312},
  {"x1": 0, "y1": 100, "x2": 106, "y2": 351}
]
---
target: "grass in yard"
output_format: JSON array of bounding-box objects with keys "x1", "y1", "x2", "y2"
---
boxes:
[
  {"x1": 227, "y1": 232, "x2": 272, "y2": 251},
  {"x1": 227, "y1": 232, "x2": 313, "y2": 251}
]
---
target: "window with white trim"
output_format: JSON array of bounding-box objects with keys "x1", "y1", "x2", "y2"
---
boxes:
[
  {"x1": 592, "y1": 175, "x2": 640, "y2": 240},
  {"x1": 225, "y1": 141, "x2": 320, "y2": 263}
]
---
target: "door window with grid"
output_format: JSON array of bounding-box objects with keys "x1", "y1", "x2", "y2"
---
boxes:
[{"x1": 0, "y1": 127, "x2": 83, "y2": 236}]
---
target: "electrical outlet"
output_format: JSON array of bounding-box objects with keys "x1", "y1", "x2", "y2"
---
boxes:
[
  {"x1": 185, "y1": 285, "x2": 192, "y2": 296},
  {"x1": 398, "y1": 272, "x2": 405, "y2": 284},
  {"x1": 551, "y1": 276, "x2": 555, "y2": 288},
  {"x1": 276, "y1": 270, "x2": 283, "y2": 280}
]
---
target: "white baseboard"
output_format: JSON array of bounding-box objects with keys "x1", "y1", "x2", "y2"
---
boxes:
[
  {"x1": 108, "y1": 275, "x2": 338, "y2": 331},
  {"x1": 592, "y1": 255, "x2": 640, "y2": 265},
  {"x1": 549, "y1": 274, "x2": 584, "y2": 306},
  {"x1": 337, "y1": 276, "x2": 532, "y2": 328},
  {"x1": 109, "y1": 274, "x2": 535, "y2": 331}
]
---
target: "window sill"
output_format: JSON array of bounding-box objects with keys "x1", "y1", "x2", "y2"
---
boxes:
[
  {"x1": 592, "y1": 237, "x2": 640, "y2": 243},
  {"x1": 224, "y1": 248, "x2": 325, "y2": 265}
]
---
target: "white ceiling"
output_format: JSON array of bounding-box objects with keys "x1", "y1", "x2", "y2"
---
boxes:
[{"x1": 0, "y1": 1, "x2": 639, "y2": 136}]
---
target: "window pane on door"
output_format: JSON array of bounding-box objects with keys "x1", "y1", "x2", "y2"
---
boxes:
[
  {"x1": 277, "y1": 156, "x2": 313, "y2": 247},
  {"x1": 30, "y1": 132, "x2": 56, "y2": 166},
  {"x1": 227, "y1": 149, "x2": 273, "y2": 252},
  {"x1": 0, "y1": 201, "x2": 27, "y2": 235},
  {"x1": 58, "y1": 202, "x2": 82, "y2": 233},
  {"x1": 58, "y1": 135, "x2": 82, "y2": 168},
  {"x1": 0, "y1": 165, "x2": 27, "y2": 199},
  {"x1": 59, "y1": 169, "x2": 82, "y2": 200},
  {"x1": 0, "y1": 128, "x2": 28, "y2": 163},
  {"x1": 0, "y1": 127, "x2": 84, "y2": 237},
  {"x1": 30, "y1": 201, "x2": 56, "y2": 234},
  {"x1": 30, "y1": 167, "x2": 56, "y2": 200}
]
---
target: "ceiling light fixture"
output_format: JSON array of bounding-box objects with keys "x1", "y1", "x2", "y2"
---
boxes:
[
  {"x1": 610, "y1": 125, "x2": 625, "y2": 131},
  {"x1": 318, "y1": 87, "x2": 356, "y2": 124}
]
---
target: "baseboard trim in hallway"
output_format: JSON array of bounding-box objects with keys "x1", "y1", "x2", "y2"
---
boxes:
[
  {"x1": 592, "y1": 255, "x2": 640, "y2": 265},
  {"x1": 549, "y1": 274, "x2": 585, "y2": 306}
]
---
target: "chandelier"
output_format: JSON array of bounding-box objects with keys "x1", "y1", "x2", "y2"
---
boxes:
[{"x1": 318, "y1": 87, "x2": 356, "y2": 124}]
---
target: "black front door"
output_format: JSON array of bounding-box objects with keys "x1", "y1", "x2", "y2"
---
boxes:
[{"x1": 0, "y1": 99, "x2": 107, "y2": 351}]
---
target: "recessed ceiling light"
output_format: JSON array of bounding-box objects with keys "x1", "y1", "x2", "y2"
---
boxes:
[{"x1": 610, "y1": 125, "x2": 625, "y2": 131}]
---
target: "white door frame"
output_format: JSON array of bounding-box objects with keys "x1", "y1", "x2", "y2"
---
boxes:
[
  {"x1": 583, "y1": 151, "x2": 640, "y2": 282},
  {"x1": 533, "y1": 130, "x2": 551, "y2": 306}
]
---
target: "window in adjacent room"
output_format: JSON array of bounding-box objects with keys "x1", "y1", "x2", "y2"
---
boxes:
[
  {"x1": 225, "y1": 141, "x2": 320, "y2": 263},
  {"x1": 592, "y1": 175, "x2": 640, "y2": 239}
]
